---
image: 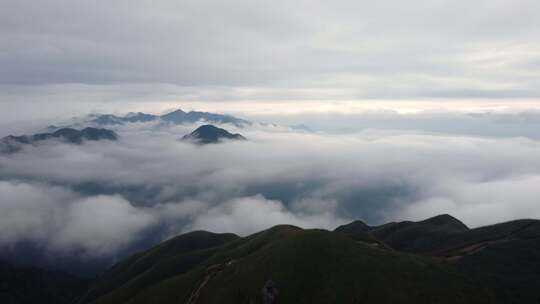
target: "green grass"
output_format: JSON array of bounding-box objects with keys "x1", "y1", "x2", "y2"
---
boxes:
[{"x1": 87, "y1": 226, "x2": 495, "y2": 304}]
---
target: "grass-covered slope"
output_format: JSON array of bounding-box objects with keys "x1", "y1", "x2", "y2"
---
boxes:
[
  {"x1": 440, "y1": 220, "x2": 540, "y2": 304},
  {"x1": 336, "y1": 216, "x2": 540, "y2": 303},
  {"x1": 85, "y1": 225, "x2": 493, "y2": 304},
  {"x1": 336, "y1": 214, "x2": 470, "y2": 254},
  {"x1": 78, "y1": 231, "x2": 239, "y2": 304}
]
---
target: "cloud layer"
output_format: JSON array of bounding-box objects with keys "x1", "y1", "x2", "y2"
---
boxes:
[
  {"x1": 1, "y1": 0, "x2": 540, "y2": 106},
  {"x1": 2, "y1": 119, "x2": 540, "y2": 269}
]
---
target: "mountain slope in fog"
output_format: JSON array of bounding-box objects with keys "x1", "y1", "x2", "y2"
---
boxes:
[
  {"x1": 87, "y1": 109, "x2": 250, "y2": 127},
  {"x1": 0, "y1": 127, "x2": 117, "y2": 153}
]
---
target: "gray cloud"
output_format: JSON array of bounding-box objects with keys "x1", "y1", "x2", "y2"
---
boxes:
[
  {"x1": 0, "y1": 181, "x2": 73, "y2": 245},
  {"x1": 393, "y1": 175, "x2": 540, "y2": 225},
  {"x1": 0, "y1": 181, "x2": 154, "y2": 257},
  {"x1": 250, "y1": 109, "x2": 540, "y2": 139},
  {"x1": 186, "y1": 195, "x2": 345, "y2": 235},
  {"x1": 51, "y1": 195, "x2": 155, "y2": 257},
  {"x1": 1, "y1": 0, "x2": 540, "y2": 102}
]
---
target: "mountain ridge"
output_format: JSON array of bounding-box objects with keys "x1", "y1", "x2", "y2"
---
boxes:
[
  {"x1": 81, "y1": 223, "x2": 495, "y2": 304},
  {"x1": 86, "y1": 109, "x2": 250, "y2": 127},
  {"x1": 335, "y1": 215, "x2": 540, "y2": 303},
  {"x1": 0, "y1": 127, "x2": 118, "y2": 153},
  {"x1": 4, "y1": 214, "x2": 540, "y2": 304}
]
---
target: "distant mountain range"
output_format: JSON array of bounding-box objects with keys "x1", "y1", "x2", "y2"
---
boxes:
[
  {"x1": 182, "y1": 125, "x2": 246, "y2": 144},
  {"x1": 86, "y1": 109, "x2": 250, "y2": 127},
  {"x1": 4, "y1": 214, "x2": 526, "y2": 304},
  {"x1": 0, "y1": 123, "x2": 245, "y2": 153},
  {"x1": 0, "y1": 127, "x2": 118, "y2": 153},
  {"x1": 42, "y1": 109, "x2": 313, "y2": 136}
]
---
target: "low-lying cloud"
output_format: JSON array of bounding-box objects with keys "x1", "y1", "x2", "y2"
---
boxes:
[
  {"x1": 0, "y1": 181, "x2": 154, "y2": 257},
  {"x1": 2, "y1": 117, "x2": 540, "y2": 273},
  {"x1": 395, "y1": 175, "x2": 540, "y2": 225},
  {"x1": 188, "y1": 195, "x2": 343, "y2": 235}
]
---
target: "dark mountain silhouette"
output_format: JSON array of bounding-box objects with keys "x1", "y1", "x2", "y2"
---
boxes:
[
  {"x1": 0, "y1": 261, "x2": 89, "y2": 304},
  {"x1": 4, "y1": 215, "x2": 539, "y2": 304},
  {"x1": 336, "y1": 215, "x2": 540, "y2": 303},
  {"x1": 79, "y1": 225, "x2": 493, "y2": 304},
  {"x1": 87, "y1": 109, "x2": 250, "y2": 127},
  {"x1": 0, "y1": 127, "x2": 118, "y2": 152},
  {"x1": 336, "y1": 214, "x2": 469, "y2": 253},
  {"x1": 182, "y1": 125, "x2": 246, "y2": 144},
  {"x1": 78, "y1": 231, "x2": 239, "y2": 304},
  {"x1": 334, "y1": 219, "x2": 372, "y2": 234}
]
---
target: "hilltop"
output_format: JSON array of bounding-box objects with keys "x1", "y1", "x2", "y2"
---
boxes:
[{"x1": 181, "y1": 125, "x2": 246, "y2": 144}]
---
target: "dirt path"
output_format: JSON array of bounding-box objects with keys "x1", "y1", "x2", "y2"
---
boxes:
[{"x1": 185, "y1": 261, "x2": 235, "y2": 304}]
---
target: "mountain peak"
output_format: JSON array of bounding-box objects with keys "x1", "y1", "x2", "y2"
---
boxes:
[
  {"x1": 182, "y1": 124, "x2": 246, "y2": 144},
  {"x1": 334, "y1": 220, "x2": 371, "y2": 234},
  {"x1": 419, "y1": 214, "x2": 468, "y2": 231},
  {"x1": 160, "y1": 109, "x2": 187, "y2": 121},
  {"x1": 165, "y1": 109, "x2": 186, "y2": 115}
]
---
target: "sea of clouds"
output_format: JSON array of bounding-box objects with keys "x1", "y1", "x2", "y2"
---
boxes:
[{"x1": 1, "y1": 111, "x2": 540, "y2": 273}]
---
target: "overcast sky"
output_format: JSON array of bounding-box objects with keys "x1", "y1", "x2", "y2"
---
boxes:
[{"x1": 1, "y1": 0, "x2": 540, "y2": 120}]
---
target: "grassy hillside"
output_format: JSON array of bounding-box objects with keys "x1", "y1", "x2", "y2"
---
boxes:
[
  {"x1": 85, "y1": 225, "x2": 494, "y2": 304},
  {"x1": 336, "y1": 214, "x2": 470, "y2": 254},
  {"x1": 78, "y1": 231, "x2": 238, "y2": 304},
  {"x1": 336, "y1": 216, "x2": 540, "y2": 303}
]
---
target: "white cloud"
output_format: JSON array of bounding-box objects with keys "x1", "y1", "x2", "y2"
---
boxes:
[
  {"x1": 2, "y1": 117, "x2": 540, "y2": 260},
  {"x1": 0, "y1": 181, "x2": 156, "y2": 257},
  {"x1": 0, "y1": 181, "x2": 73, "y2": 244},
  {"x1": 394, "y1": 175, "x2": 540, "y2": 227},
  {"x1": 51, "y1": 195, "x2": 156, "y2": 257},
  {"x1": 188, "y1": 195, "x2": 346, "y2": 236}
]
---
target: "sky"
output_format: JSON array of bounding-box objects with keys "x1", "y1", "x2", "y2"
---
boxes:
[
  {"x1": 1, "y1": 0, "x2": 540, "y2": 120},
  {"x1": 1, "y1": 0, "x2": 540, "y2": 274}
]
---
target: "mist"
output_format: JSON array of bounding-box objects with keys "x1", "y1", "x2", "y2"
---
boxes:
[{"x1": 2, "y1": 114, "x2": 540, "y2": 270}]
